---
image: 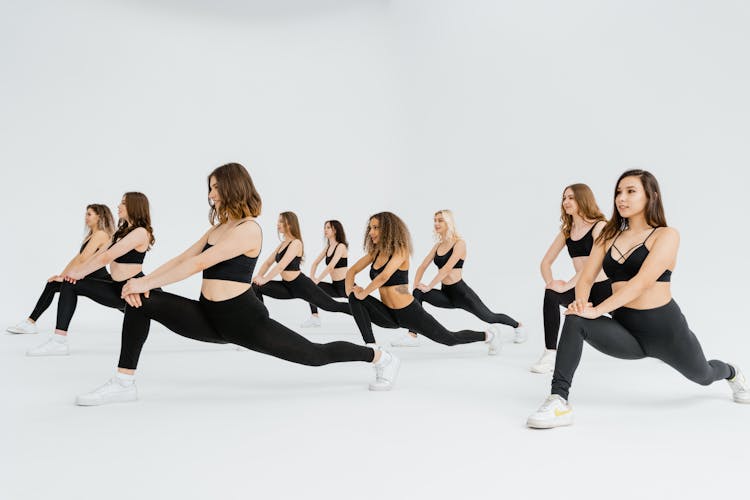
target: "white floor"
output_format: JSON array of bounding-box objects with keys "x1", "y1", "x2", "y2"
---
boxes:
[{"x1": 2, "y1": 313, "x2": 747, "y2": 500}]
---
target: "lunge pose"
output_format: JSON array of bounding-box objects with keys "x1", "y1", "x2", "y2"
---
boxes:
[
  {"x1": 8, "y1": 204, "x2": 114, "y2": 335},
  {"x1": 26, "y1": 193, "x2": 154, "y2": 356},
  {"x1": 347, "y1": 212, "x2": 498, "y2": 353},
  {"x1": 527, "y1": 170, "x2": 749, "y2": 429},
  {"x1": 393, "y1": 209, "x2": 524, "y2": 348},
  {"x1": 301, "y1": 220, "x2": 351, "y2": 328},
  {"x1": 531, "y1": 184, "x2": 613, "y2": 373},
  {"x1": 252, "y1": 212, "x2": 351, "y2": 320},
  {"x1": 76, "y1": 163, "x2": 399, "y2": 406}
]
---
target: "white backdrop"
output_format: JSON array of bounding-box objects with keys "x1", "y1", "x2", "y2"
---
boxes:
[{"x1": 2, "y1": 0, "x2": 749, "y2": 347}]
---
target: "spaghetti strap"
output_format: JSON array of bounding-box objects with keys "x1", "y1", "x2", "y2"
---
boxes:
[{"x1": 642, "y1": 226, "x2": 659, "y2": 244}]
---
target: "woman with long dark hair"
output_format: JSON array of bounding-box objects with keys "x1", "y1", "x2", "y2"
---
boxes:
[
  {"x1": 531, "y1": 184, "x2": 612, "y2": 373},
  {"x1": 76, "y1": 163, "x2": 399, "y2": 406},
  {"x1": 395, "y1": 209, "x2": 524, "y2": 348},
  {"x1": 252, "y1": 212, "x2": 351, "y2": 319},
  {"x1": 347, "y1": 212, "x2": 499, "y2": 356},
  {"x1": 7, "y1": 204, "x2": 115, "y2": 334},
  {"x1": 301, "y1": 220, "x2": 351, "y2": 328},
  {"x1": 527, "y1": 170, "x2": 749, "y2": 429},
  {"x1": 26, "y1": 193, "x2": 154, "y2": 357}
]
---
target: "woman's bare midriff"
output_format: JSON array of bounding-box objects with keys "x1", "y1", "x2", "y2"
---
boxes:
[
  {"x1": 611, "y1": 281, "x2": 672, "y2": 310},
  {"x1": 571, "y1": 256, "x2": 608, "y2": 283},
  {"x1": 441, "y1": 269, "x2": 463, "y2": 285},
  {"x1": 201, "y1": 279, "x2": 252, "y2": 302},
  {"x1": 110, "y1": 262, "x2": 143, "y2": 283},
  {"x1": 379, "y1": 285, "x2": 413, "y2": 309}
]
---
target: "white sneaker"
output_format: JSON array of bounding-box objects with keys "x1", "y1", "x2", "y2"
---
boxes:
[
  {"x1": 300, "y1": 315, "x2": 322, "y2": 328},
  {"x1": 486, "y1": 329, "x2": 500, "y2": 356},
  {"x1": 390, "y1": 332, "x2": 420, "y2": 347},
  {"x1": 26, "y1": 335, "x2": 69, "y2": 357},
  {"x1": 7, "y1": 319, "x2": 38, "y2": 334},
  {"x1": 526, "y1": 394, "x2": 574, "y2": 429},
  {"x1": 513, "y1": 324, "x2": 527, "y2": 344},
  {"x1": 369, "y1": 349, "x2": 401, "y2": 391},
  {"x1": 530, "y1": 349, "x2": 557, "y2": 374},
  {"x1": 76, "y1": 377, "x2": 137, "y2": 406},
  {"x1": 727, "y1": 365, "x2": 750, "y2": 404}
]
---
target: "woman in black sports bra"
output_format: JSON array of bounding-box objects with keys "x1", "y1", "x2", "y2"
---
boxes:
[
  {"x1": 527, "y1": 170, "x2": 749, "y2": 429},
  {"x1": 394, "y1": 209, "x2": 523, "y2": 349},
  {"x1": 7, "y1": 204, "x2": 115, "y2": 335},
  {"x1": 347, "y1": 212, "x2": 499, "y2": 355},
  {"x1": 532, "y1": 184, "x2": 613, "y2": 374},
  {"x1": 76, "y1": 163, "x2": 399, "y2": 406},
  {"x1": 26, "y1": 193, "x2": 154, "y2": 357},
  {"x1": 300, "y1": 220, "x2": 351, "y2": 328},
  {"x1": 252, "y1": 212, "x2": 351, "y2": 320}
]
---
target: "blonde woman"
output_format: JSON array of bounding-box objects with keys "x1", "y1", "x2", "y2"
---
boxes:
[
  {"x1": 392, "y1": 210, "x2": 524, "y2": 348},
  {"x1": 531, "y1": 184, "x2": 612, "y2": 373},
  {"x1": 7, "y1": 204, "x2": 115, "y2": 334},
  {"x1": 347, "y1": 212, "x2": 499, "y2": 363}
]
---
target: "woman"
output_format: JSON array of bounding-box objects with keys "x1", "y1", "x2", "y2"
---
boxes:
[
  {"x1": 26, "y1": 193, "x2": 154, "y2": 357},
  {"x1": 347, "y1": 212, "x2": 498, "y2": 354},
  {"x1": 8, "y1": 204, "x2": 115, "y2": 335},
  {"x1": 76, "y1": 163, "x2": 399, "y2": 406},
  {"x1": 252, "y1": 212, "x2": 351, "y2": 320},
  {"x1": 301, "y1": 220, "x2": 351, "y2": 328},
  {"x1": 531, "y1": 184, "x2": 613, "y2": 373},
  {"x1": 395, "y1": 209, "x2": 524, "y2": 348},
  {"x1": 527, "y1": 170, "x2": 749, "y2": 429}
]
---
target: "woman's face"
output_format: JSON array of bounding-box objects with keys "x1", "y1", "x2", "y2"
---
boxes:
[
  {"x1": 277, "y1": 216, "x2": 287, "y2": 235},
  {"x1": 368, "y1": 218, "x2": 380, "y2": 245},
  {"x1": 118, "y1": 197, "x2": 128, "y2": 221},
  {"x1": 615, "y1": 176, "x2": 648, "y2": 219},
  {"x1": 433, "y1": 213, "x2": 446, "y2": 235},
  {"x1": 324, "y1": 222, "x2": 333, "y2": 239},
  {"x1": 561, "y1": 188, "x2": 578, "y2": 216},
  {"x1": 208, "y1": 176, "x2": 221, "y2": 210},
  {"x1": 85, "y1": 208, "x2": 99, "y2": 229}
]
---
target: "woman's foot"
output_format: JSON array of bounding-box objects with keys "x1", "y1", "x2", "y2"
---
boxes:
[
  {"x1": 370, "y1": 349, "x2": 401, "y2": 391},
  {"x1": 513, "y1": 324, "x2": 527, "y2": 344},
  {"x1": 390, "y1": 331, "x2": 420, "y2": 347},
  {"x1": 526, "y1": 394, "x2": 573, "y2": 429},
  {"x1": 727, "y1": 365, "x2": 750, "y2": 404},
  {"x1": 530, "y1": 349, "x2": 556, "y2": 374},
  {"x1": 7, "y1": 319, "x2": 37, "y2": 334},
  {"x1": 76, "y1": 374, "x2": 137, "y2": 406},
  {"x1": 26, "y1": 334, "x2": 69, "y2": 356},
  {"x1": 300, "y1": 315, "x2": 322, "y2": 328}
]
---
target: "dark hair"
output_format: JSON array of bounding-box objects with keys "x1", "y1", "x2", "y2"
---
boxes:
[
  {"x1": 597, "y1": 169, "x2": 668, "y2": 244},
  {"x1": 112, "y1": 192, "x2": 155, "y2": 247},
  {"x1": 364, "y1": 212, "x2": 412, "y2": 257},
  {"x1": 325, "y1": 220, "x2": 348, "y2": 248},
  {"x1": 559, "y1": 183, "x2": 606, "y2": 238},
  {"x1": 208, "y1": 162, "x2": 262, "y2": 225},
  {"x1": 85, "y1": 204, "x2": 115, "y2": 239}
]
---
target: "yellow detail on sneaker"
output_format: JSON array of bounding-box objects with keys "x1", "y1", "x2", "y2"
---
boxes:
[{"x1": 554, "y1": 408, "x2": 572, "y2": 417}]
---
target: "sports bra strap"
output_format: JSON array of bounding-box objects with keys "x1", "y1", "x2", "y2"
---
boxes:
[{"x1": 642, "y1": 226, "x2": 659, "y2": 244}]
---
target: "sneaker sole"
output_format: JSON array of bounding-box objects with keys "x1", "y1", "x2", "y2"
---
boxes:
[
  {"x1": 7, "y1": 328, "x2": 38, "y2": 334},
  {"x1": 733, "y1": 395, "x2": 750, "y2": 404},
  {"x1": 390, "y1": 343, "x2": 420, "y2": 347},
  {"x1": 513, "y1": 336, "x2": 527, "y2": 344},
  {"x1": 530, "y1": 365, "x2": 553, "y2": 374},
  {"x1": 26, "y1": 351, "x2": 70, "y2": 357},
  {"x1": 526, "y1": 415, "x2": 573, "y2": 429},
  {"x1": 76, "y1": 393, "x2": 137, "y2": 406}
]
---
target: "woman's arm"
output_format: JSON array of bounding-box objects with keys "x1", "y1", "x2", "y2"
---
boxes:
[
  {"x1": 413, "y1": 243, "x2": 438, "y2": 289},
  {"x1": 309, "y1": 249, "x2": 326, "y2": 282},
  {"x1": 583, "y1": 228, "x2": 678, "y2": 316},
  {"x1": 425, "y1": 240, "x2": 466, "y2": 289},
  {"x1": 316, "y1": 244, "x2": 345, "y2": 283},
  {"x1": 123, "y1": 222, "x2": 261, "y2": 299},
  {"x1": 57, "y1": 231, "x2": 110, "y2": 278},
  {"x1": 146, "y1": 228, "x2": 213, "y2": 283},
  {"x1": 346, "y1": 253, "x2": 373, "y2": 296},
  {"x1": 67, "y1": 228, "x2": 149, "y2": 280},
  {"x1": 540, "y1": 232, "x2": 566, "y2": 286},
  {"x1": 569, "y1": 238, "x2": 606, "y2": 311},
  {"x1": 255, "y1": 240, "x2": 301, "y2": 284},
  {"x1": 356, "y1": 251, "x2": 408, "y2": 298}
]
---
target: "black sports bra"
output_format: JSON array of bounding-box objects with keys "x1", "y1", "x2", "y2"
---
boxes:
[
  {"x1": 202, "y1": 243, "x2": 258, "y2": 283},
  {"x1": 325, "y1": 243, "x2": 348, "y2": 269},
  {"x1": 566, "y1": 222, "x2": 602, "y2": 258},
  {"x1": 110, "y1": 237, "x2": 147, "y2": 264},
  {"x1": 370, "y1": 253, "x2": 409, "y2": 287},
  {"x1": 602, "y1": 227, "x2": 672, "y2": 283},
  {"x1": 276, "y1": 242, "x2": 302, "y2": 271},
  {"x1": 433, "y1": 243, "x2": 464, "y2": 269}
]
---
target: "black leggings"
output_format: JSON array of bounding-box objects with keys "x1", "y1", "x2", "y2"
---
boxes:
[
  {"x1": 118, "y1": 288, "x2": 374, "y2": 370},
  {"x1": 551, "y1": 299, "x2": 733, "y2": 400},
  {"x1": 413, "y1": 280, "x2": 519, "y2": 329},
  {"x1": 28, "y1": 268, "x2": 110, "y2": 322},
  {"x1": 348, "y1": 293, "x2": 486, "y2": 346},
  {"x1": 543, "y1": 280, "x2": 612, "y2": 350},
  {"x1": 253, "y1": 274, "x2": 351, "y2": 315},
  {"x1": 309, "y1": 279, "x2": 347, "y2": 314},
  {"x1": 55, "y1": 272, "x2": 138, "y2": 331}
]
